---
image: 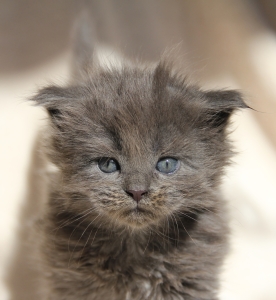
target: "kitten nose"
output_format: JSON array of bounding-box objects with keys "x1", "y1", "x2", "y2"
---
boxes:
[{"x1": 126, "y1": 190, "x2": 148, "y2": 203}]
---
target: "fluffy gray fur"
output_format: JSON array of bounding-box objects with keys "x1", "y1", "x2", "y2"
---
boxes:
[{"x1": 33, "y1": 22, "x2": 247, "y2": 300}]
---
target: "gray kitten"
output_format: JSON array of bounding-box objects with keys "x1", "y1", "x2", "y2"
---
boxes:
[{"x1": 33, "y1": 21, "x2": 247, "y2": 300}]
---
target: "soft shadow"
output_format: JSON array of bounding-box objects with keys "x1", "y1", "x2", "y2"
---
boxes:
[{"x1": 5, "y1": 136, "x2": 48, "y2": 300}]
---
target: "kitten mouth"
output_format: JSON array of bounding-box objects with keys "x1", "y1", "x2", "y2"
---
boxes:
[
  {"x1": 112, "y1": 203, "x2": 158, "y2": 228},
  {"x1": 133, "y1": 206, "x2": 146, "y2": 213},
  {"x1": 120, "y1": 205, "x2": 153, "y2": 221}
]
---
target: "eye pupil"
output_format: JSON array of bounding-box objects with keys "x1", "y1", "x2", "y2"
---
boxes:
[
  {"x1": 156, "y1": 157, "x2": 179, "y2": 174},
  {"x1": 98, "y1": 157, "x2": 120, "y2": 173}
]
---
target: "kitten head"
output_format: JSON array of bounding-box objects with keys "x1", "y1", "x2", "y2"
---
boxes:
[{"x1": 33, "y1": 61, "x2": 247, "y2": 231}]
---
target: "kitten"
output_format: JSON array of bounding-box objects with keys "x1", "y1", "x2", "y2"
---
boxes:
[{"x1": 33, "y1": 19, "x2": 247, "y2": 300}]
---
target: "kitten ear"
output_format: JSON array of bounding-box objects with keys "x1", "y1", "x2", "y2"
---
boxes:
[
  {"x1": 32, "y1": 85, "x2": 73, "y2": 125},
  {"x1": 203, "y1": 89, "x2": 248, "y2": 127}
]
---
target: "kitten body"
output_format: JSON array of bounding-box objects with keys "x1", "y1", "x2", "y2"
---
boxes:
[{"x1": 34, "y1": 22, "x2": 247, "y2": 300}]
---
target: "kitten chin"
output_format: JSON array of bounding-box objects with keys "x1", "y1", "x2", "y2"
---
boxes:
[{"x1": 32, "y1": 35, "x2": 248, "y2": 298}]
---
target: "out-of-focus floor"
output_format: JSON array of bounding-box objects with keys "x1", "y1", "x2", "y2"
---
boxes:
[{"x1": 0, "y1": 47, "x2": 276, "y2": 300}]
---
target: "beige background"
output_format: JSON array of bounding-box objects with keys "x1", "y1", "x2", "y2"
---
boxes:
[{"x1": 0, "y1": 1, "x2": 276, "y2": 299}]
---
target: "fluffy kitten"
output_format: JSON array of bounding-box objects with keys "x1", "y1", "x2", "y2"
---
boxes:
[{"x1": 33, "y1": 23, "x2": 247, "y2": 300}]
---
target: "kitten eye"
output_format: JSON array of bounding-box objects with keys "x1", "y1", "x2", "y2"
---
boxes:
[
  {"x1": 98, "y1": 157, "x2": 120, "y2": 173},
  {"x1": 156, "y1": 157, "x2": 179, "y2": 174}
]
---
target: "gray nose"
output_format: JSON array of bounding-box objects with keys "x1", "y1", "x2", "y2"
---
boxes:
[{"x1": 126, "y1": 190, "x2": 148, "y2": 203}]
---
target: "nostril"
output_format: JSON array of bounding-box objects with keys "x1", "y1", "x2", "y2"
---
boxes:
[{"x1": 126, "y1": 190, "x2": 148, "y2": 203}]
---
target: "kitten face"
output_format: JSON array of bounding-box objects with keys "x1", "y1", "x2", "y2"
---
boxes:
[{"x1": 34, "y1": 63, "x2": 246, "y2": 230}]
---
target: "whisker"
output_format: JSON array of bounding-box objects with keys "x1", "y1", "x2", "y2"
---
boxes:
[
  {"x1": 143, "y1": 230, "x2": 151, "y2": 254},
  {"x1": 66, "y1": 212, "x2": 96, "y2": 255},
  {"x1": 77, "y1": 218, "x2": 104, "y2": 267},
  {"x1": 150, "y1": 227, "x2": 178, "y2": 242},
  {"x1": 177, "y1": 215, "x2": 197, "y2": 246},
  {"x1": 177, "y1": 211, "x2": 198, "y2": 222},
  {"x1": 165, "y1": 215, "x2": 170, "y2": 248},
  {"x1": 54, "y1": 207, "x2": 98, "y2": 232},
  {"x1": 171, "y1": 213, "x2": 180, "y2": 247},
  {"x1": 68, "y1": 213, "x2": 101, "y2": 267}
]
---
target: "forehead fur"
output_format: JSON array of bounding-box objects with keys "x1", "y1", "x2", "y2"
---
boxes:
[
  {"x1": 33, "y1": 61, "x2": 246, "y2": 161},
  {"x1": 75, "y1": 64, "x2": 202, "y2": 157}
]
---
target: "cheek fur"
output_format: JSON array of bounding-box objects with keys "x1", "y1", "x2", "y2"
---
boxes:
[{"x1": 68, "y1": 164, "x2": 215, "y2": 230}]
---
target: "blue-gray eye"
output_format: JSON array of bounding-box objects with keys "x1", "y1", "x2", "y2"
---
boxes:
[
  {"x1": 98, "y1": 158, "x2": 120, "y2": 173},
  {"x1": 156, "y1": 157, "x2": 179, "y2": 174}
]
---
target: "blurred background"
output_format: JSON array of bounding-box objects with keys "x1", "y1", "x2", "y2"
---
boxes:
[{"x1": 0, "y1": 0, "x2": 276, "y2": 299}]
